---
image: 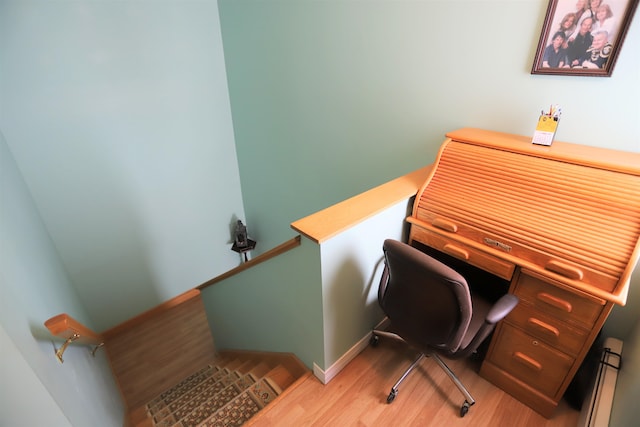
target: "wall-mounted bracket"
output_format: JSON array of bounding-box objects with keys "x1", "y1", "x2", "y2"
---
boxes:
[
  {"x1": 91, "y1": 342, "x2": 105, "y2": 357},
  {"x1": 55, "y1": 333, "x2": 80, "y2": 363}
]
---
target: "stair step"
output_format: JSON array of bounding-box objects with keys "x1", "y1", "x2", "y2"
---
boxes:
[
  {"x1": 164, "y1": 379, "x2": 250, "y2": 426},
  {"x1": 235, "y1": 359, "x2": 259, "y2": 375},
  {"x1": 148, "y1": 368, "x2": 247, "y2": 426},
  {"x1": 145, "y1": 365, "x2": 217, "y2": 410},
  {"x1": 265, "y1": 364, "x2": 295, "y2": 391},
  {"x1": 197, "y1": 377, "x2": 281, "y2": 427},
  {"x1": 146, "y1": 367, "x2": 228, "y2": 416},
  {"x1": 129, "y1": 406, "x2": 154, "y2": 427},
  {"x1": 248, "y1": 362, "x2": 271, "y2": 379},
  {"x1": 130, "y1": 352, "x2": 310, "y2": 427},
  {"x1": 220, "y1": 358, "x2": 244, "y2": 371}
]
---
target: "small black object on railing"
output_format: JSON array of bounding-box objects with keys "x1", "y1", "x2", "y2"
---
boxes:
[{"x1": 231, "y1": 220, "x2": 256, "y2": 262}]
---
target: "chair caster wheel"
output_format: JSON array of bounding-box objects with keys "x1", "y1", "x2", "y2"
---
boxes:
[
  {"x1": 387, "y1": 390, "x2": 397, "y2": 404},
  {"x1": 460, "y1": 401, "x2": 471, "y2": 417},
  {"x1": 370, "y1": 334, "x2": 379, "y2": 347}
]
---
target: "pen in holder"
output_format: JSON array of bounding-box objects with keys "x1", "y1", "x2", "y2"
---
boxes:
[{"x1": 532, "y1": 105, "x2": 561, "y2": 146}]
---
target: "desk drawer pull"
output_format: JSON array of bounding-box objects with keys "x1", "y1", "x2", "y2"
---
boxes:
[
  {"x1": 432, "y1": 218, "x2": 458, "y2": 233},
  {"x1": 544, "y1": 260, "x2": 584, "y2": 280},
  {"x1": 537, "y1": 292, "x2": 573, "y2": 313},
  {"x1": 443, "y1": 244, "x2": 469, "y2": 260},
  {"x1": 513, "y1": 351, "x2": 542, "y2": 371},
  {"x1": 527, "y1": 317, "x2": 560, "y2": 337}
]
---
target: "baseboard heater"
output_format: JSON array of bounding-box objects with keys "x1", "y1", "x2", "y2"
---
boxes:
[{"x1": 578, "y1": 337, "x2": 623, "y2": 427}]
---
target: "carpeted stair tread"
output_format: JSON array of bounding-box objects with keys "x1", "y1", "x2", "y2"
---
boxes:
[
  {"x1": 145, "y1": 365, "x2": 218, "y2": 409},
  {"x1": 167, "y1": 373, "x2": 274, "y2": 427},
  {"x1": 142, "y1": 369, "x2": 283, "y2": 427},
  {"x1": 147, "y1": 367, "x2": 235, "y2": 418},
  {"x1": 167, "y1": 380, "x2": 249, "y2": 427},
  {"x1": 197, "y1": 377, "x2": 281, "y2": 427},
  {"x1": 133, "y1": 352, "x2": 309, "y2": 427},
  {"x1": 150, "y1": 369, "x2": 249, "y2": 426}
]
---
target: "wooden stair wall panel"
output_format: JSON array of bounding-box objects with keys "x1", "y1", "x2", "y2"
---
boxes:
[
  {"x1": 103, "y1": 289, "x2": 216, "y2": 410},
  {"x1": 413, "y1": 134, "x2": 640, "y2": 302}
]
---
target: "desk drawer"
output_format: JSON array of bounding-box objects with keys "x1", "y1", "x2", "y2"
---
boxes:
[
  {"x1": 514, "y1": 272, "x2": 604, "y2": 329},
  {"x1": 410, "y1": 226, "x2": 515, "y2": 280},
  {"x1": 506, "y1": 304, "x2": 587, "y2": 357},
  {"x1": 491, "y1": 324, "x2": 574, "y2": 397}
]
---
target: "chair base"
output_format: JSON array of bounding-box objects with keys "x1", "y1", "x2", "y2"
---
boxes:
[{"x1": 371, "y1": 330, "x2": 476, "y2": 417}]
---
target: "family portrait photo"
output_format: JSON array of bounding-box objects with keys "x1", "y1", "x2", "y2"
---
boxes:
[{"x1": 532, "y1": 0, "x2": 638, "y2": 76}]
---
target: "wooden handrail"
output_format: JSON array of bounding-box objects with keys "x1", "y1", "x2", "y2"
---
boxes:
[
  {"x1": 44, "y1": 313, "x2": 105, "y2": 362},
  {"x1": 197, "y1": 235, "x2": 302, "y2": 290},
  {"x1": 291, "y1": 165, "x2": 433, "y2": 243}
]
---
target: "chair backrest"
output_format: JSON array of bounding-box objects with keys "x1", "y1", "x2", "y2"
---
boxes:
[{"x1": 379, "y1": 239, "x2": 472, "y2": 353}]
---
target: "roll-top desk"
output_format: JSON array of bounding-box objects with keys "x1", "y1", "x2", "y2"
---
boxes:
[{"x1": 407, "y1": 128, "x2": 640, "y2": 417}]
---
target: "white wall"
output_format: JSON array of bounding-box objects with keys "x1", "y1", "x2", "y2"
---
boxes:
[
  {"x1": 0, "y1": 0, "x2": 245, "y2": 330},
  {"x1": 319, "y1": 200, "x2": 410, "y2": 370}
]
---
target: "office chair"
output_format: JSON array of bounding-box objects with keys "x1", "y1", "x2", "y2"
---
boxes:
[{"x1": 371, "y1": 239, "x2": 518, "y2": 417}]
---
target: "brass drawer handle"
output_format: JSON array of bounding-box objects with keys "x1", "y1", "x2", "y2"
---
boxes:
[
  {"x1": 513, "y1": 351, "x2": 542, "y2": 371},
  {"x1": 544, "y1": 260, "x2": 584, "y2": 280},
  {"x1": 443, "y1": 244, "x2": 470, "y2": 260},
  {"x1": 527, "y1": 317, "x2": 560, "y2": 337},
  {"x1": 537, "y1": 292, "x2": 573, "y2": 313},
  {"x1": 432, "y1": 218, "x2": 458, "y2": 233}
]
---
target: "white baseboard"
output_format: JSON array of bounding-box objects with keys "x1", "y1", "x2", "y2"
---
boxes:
[{"x1": 312, "y1": 318, "x2": 390, "y2": 385}]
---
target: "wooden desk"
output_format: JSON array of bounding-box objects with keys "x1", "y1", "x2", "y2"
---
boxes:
[{"x1": 407, "y1": 128, "x2": 640, "y2": 417}]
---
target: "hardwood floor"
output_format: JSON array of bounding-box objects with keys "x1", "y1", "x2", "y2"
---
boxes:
[{"x1": 250, "y1": 339, "x2": 580, "y2": 426}]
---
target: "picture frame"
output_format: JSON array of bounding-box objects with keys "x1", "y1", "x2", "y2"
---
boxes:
[{"x1": 531, "y1": 0, "x2": 638, "y2": 76}]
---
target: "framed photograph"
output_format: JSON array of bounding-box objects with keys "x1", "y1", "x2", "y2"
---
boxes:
[{"x1": 531, "y1": 0, "x2": 638, "y2": 76}]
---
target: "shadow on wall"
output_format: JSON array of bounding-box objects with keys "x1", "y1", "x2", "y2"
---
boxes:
[{"x1": 325, "y1": 253, "x2": 386, "y2": 364}]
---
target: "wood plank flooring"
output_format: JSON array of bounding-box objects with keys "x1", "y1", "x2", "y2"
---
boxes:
[{"x1": 249, "y1": 339, "x2": 580, "y2": 426}]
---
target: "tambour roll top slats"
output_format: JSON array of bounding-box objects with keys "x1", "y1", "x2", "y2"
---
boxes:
[{"x1": 411, "y1": 129, "x2": 640, "y2": 302}]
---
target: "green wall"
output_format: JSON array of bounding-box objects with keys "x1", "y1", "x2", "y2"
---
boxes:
[
  {"x1": 201, "y1": 237, "x2": 324, "y2": 368},
  {"x1": 1, "y1": 0, "x2": 639, "y2": 423},
  {"x1": 1, "y1": 0, "x2": 245, "y2": 331},
  {"x1": 219, "y1": 0, "x2": 640, "y2": 252},
  {"x1": 217, "y1": 2, "x2": 638, "y2": 417},
  {"x1": 1, "y1": 133, "x2": 124, "y2": 426}
]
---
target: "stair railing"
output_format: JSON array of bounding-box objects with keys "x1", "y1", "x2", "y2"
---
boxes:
[
  {"x1": 44, "y1": 314, "x2": 105, "y2": 363},
  {"x1": 197, "y1": 235, "x2": 301, "y2": 290}
]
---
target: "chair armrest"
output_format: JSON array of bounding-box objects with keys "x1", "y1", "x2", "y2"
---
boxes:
[{"x1": 486, "y1": 294, "x2": 519, "y2": 324}]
